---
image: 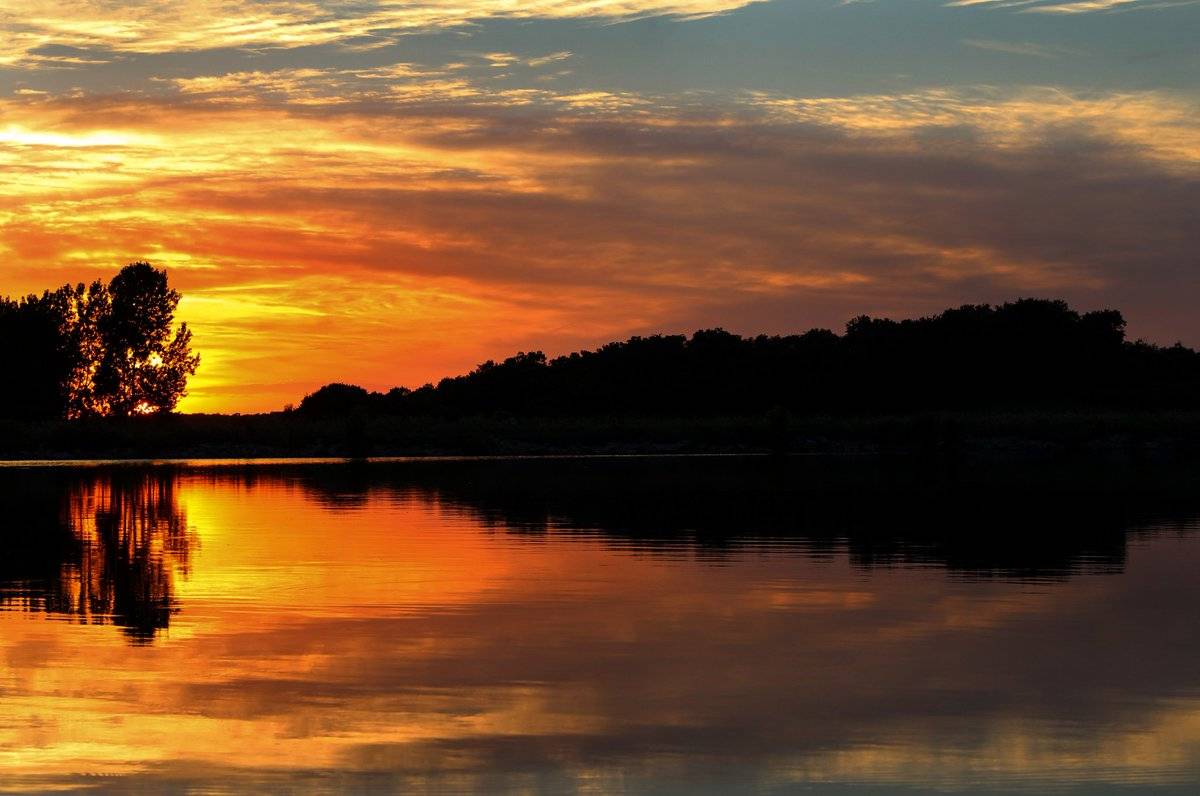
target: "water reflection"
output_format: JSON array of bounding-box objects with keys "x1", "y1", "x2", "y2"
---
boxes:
[
  {"x1": 284, "y1": 456, "x2": 1183, "y2": 578},
  {"x1": 0, "y1": 470, "x2": 194, "y2": 642},
  {"x1": 0, "y1": 457, "x2": 1198, "y2": 792}
]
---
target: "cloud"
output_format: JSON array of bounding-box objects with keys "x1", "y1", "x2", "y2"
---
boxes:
[
  {"x1": 168, "y1": 68, "x2": 344, "y2": 104},
  {"x1": 1, "y1": 82, "x2": 1197, "y2": 410},
  {"x1": 962, "y1": 39, "x2": 1081, "y2": 58},
  {"x1": 0, "y1": 1, "x2": 765, "y2": 66},
  {"x1": 466, "y1": 50, "x2": 574, "y2": 71},
  {"x1": 480, "y1": 52, "x2": 521, "y2": 68},
  {"x1": 1, "y1": 0, "x2": 1189, "y2": 68},
  {"x1": 947, "y1": 0, "x2": 1197, "y2": 12},
  {"x1": 526, "y1": 51, "x2": 574, "y2": 68}
]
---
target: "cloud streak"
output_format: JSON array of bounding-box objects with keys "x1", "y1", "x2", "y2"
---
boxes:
[
  {"x1": 948, "y1": 0, "x2": 1198, "y2": 13},
  {"x1": 0, "y1": 1, "x2": 764, "y2": 66},
  {"x1": 961, "y1": 39, "x2": 1081, "y2": 58}
]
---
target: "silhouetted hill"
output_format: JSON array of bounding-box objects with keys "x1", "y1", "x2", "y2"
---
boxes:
[{"x1": 297, "y1": 299, "x2": 1200, "y2": 419}]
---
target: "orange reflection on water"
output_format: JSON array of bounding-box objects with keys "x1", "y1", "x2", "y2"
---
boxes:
[{"x1": 1, "y1": 464, "x2": 1199, "y2": 792}]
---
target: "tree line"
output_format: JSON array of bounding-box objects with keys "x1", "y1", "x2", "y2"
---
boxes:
[
  {"x1": 299, "y1": 299, "x2": 1200, "y2": 418},
  {"x1": 0, "y1": 263, "x2": 198, "y2": 420}
]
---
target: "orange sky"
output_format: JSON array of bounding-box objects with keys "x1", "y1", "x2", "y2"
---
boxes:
[{"x1": 2, "y1": 2, "x2": 1198, "y2": 412}]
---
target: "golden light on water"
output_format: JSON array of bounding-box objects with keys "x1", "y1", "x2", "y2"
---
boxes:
[{"x1": 2, "y1": 469, "x2": 1200, "y2": 790}]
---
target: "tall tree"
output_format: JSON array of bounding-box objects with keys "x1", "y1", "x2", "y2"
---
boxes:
[
  {"x1": 90, "y1": 263, "x2": 199, "y2": 416},
  {"x1": 0, "y1": 293, "x2": 74, "y2": 420},
  {"x1": 51, "y1": 280, "x2": 111, "y2": 419},
  {"x1": 0, "y1": 264, "x2": 201, "y2": 419}
]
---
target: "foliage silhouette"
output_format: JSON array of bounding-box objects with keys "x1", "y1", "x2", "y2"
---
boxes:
[
  {"x1": 0, "y1": 263, "x2": 198, "y2": 419},
  {"x1": 0, "y1": 292, "x2": 76, "y2": 420},
  {"x1": 299, "y1": 299, "x2": 1200, "y2": 419},
  {"x1": 300, "y1": 383, "x2": 375, "y2": 416}
]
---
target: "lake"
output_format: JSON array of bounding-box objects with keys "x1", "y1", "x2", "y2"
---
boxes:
[{"x1": 1, "y1": 456, "x2": 1199, "y2": 794}]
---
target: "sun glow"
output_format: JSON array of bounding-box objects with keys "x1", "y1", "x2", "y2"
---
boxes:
[{"x1": 0, "y1": 125, "x2": 156, "y2": 148}]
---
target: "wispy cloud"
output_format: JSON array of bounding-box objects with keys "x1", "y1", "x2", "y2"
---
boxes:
[
  {"x1": 527, "y1": 51, "x2": 574, "y2": 68},
  {"x1": 947, "y1": 0, "x2": 1195, "y2": 12},
  {"x1": 962, "y1": 39, "x2": 1080, "y2": 58},
  {"x1": 0, "y1": 1, "x2": 765, "y2": 66}
]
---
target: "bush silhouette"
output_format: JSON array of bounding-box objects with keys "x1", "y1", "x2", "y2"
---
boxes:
[{"x1": 298, "y1": 383, "x2": 374, "y2": 416}]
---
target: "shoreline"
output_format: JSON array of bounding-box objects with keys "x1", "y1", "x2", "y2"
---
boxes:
[{"x1": 2, "y1": 409, "x2": 1200, "y2": 462}]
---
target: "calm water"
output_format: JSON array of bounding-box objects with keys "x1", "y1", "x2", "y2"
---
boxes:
[{"x1": 1, "y1": 456, "x2": 1199, "y2": 794}]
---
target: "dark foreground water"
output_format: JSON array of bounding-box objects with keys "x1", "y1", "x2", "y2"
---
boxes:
[{"x1": 1, "y1": 456, "x2": 1199, "y2": 794}]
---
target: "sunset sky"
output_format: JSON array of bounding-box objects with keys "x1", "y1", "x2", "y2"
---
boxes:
[{"x1": 2, "y1": 1, "x2": 1197, "y2": 412}]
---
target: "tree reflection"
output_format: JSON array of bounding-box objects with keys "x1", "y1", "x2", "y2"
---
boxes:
[
  {"x1": 0, "y1": 470, "x2": 195, "y2": 643},
  {"x1": 288, "y1": 456, "x2": 1199, "y2": 580}
]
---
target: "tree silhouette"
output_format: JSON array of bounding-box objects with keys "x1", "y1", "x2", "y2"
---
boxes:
[
  {"x1": 0, "y1": 263, "x2": 198, "y2": 419},
  {"x1": 0, "y1": 292, "x2": 75, "y2": 420},
  {"x1": 56, "y1": 279, "x2": 112, "y2": 419},
  {"x1": 93, "y1": 263, "x2": 199, "y2": 416},
  {"x1": 297, "y1": 298, "x2": 1200, "y2": 419},
  {"x1": 299, "y1": 383, "x2": 374, "y2": 415}
]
